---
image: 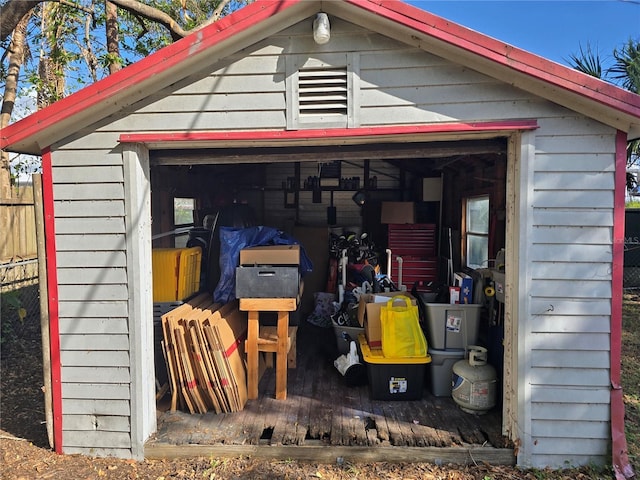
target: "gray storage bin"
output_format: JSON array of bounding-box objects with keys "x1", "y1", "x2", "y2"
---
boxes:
[
  {"x1": 425, "y1": 303, "x2": 482, "y2": 350},
  {"x1": 426, "y1": 348, "x2": 465, "y2": 396}
]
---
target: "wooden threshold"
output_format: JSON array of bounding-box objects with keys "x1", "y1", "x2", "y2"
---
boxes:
[{"x1": 145, "y1": 442, "x2": 516, "y2": 465}]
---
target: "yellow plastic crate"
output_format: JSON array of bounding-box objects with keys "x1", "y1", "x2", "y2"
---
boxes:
[{"x1": 152, "y1": 247, "x2": 202, "y2": 302}]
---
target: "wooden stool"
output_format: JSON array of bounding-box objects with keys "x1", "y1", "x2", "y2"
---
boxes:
[{"x1": 240, "y1": 297, "x2": 298, "y2": 400}]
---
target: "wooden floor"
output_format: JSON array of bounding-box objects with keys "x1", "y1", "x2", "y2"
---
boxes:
[{"x1": 146, "y1": 324, "x2": 514, "y2": 464}]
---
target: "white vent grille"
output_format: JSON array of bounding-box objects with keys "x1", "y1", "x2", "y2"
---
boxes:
[{"x1": 298, "y1": 66, "x2": 348, "y2": 117}]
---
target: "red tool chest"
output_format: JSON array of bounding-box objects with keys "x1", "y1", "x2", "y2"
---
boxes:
[{"x1": 387, "y1": 224, "x2": 438, "y2": 288}]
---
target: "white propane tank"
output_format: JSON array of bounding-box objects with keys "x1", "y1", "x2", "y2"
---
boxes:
[{"x1": 451, "y1": 345, "x2": 497, "y2": 414}]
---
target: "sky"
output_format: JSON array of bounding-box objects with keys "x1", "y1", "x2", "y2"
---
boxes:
[{"x1": 407, "y1": 0, "x2": 639, "y2": 69}]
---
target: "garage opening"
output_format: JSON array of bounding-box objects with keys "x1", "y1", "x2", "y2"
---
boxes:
[{"x1": 146, "y1": 138, "x2": 512, "y2": 457}]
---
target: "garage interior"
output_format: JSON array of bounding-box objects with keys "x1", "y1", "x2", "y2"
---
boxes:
[{"x1": 146, "y1": 137, "x2": 512, "y2": 458}]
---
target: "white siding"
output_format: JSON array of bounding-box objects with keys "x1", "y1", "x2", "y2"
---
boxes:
[
  {"x1": 51, "y1": 148, "x2": 132, "y2": 457},
  {"x1": 521, "y1": 115, "x2": 616, "y2": 468},
  {"x1": 47, "y1": 15, "x2": 618, "y2": 467}
]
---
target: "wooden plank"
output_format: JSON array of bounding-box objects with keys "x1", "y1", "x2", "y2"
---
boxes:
[
  {"x1": 532, "y1": 190, "x2": 613, "y2": 209},
  {"x1": 530, "y1": 386, "x2": 610, "y2": 404},
  {"x1": 240, "y1": 397, "x2": 265, "y2": 445},
  {"x1": 533, "y1": 171, "x2": 614, "y2": 190},
  {"x1": 529, "y1": 279, "x2": 611, "y2": 299},
  {"x1": 529, "y1": 244, "x2": 612, "y2": 264},
  {"x1": 422, "y1": 404, "x2": 451, "y2": 447},
  {"x1": 63, "y1": 430, "x2": 131, "y2": 449},
  {"x1": 55, "y1": 199, "x2": 126, "y2": 218},
  {"x1": 145, "y1": 443, "x2": 516, "y2": 466},
  {"x1": 62, "y1": 414, "x2": 130, "y2": 432},
  {"x1": 530, "y1": 367, "x2": 609, "y2": 387},
  {"x1": 53, "y1": 182, "x2": 124, "y2": 201},
  {"x1": 379, "y1": 402, "x2": 406, "y2": 446},
  {"x1": 62, "y1": 367, "x2": 129, "y2": 383},
  {"x1": 532, "y1": 208, "x2": 612, "y2": 228},
  {"x1": 527, "y1": 332, "x2": 610, "y2": 351},
  {"x1": 55, "y1": 217, "x2": 126, "y2": 235},
  {"x1": 59, "y1": 317, "x2": 128, "y2": 335},
  {"x1": 239, "y1": 298, "x2": 298, "y2": 312},
  {"x1": 64, "y1": 447, "x2": 131, "y2": 458},
  {"x1": 309, "y1": 360, "x2": 333, "y2": 441},
  {"x1": 56, "y1": 251, "x2": 127, "y2": 268},
  {"x1": 329, "y1": 369, "x2": 345, "y2": 446},
  {"x1": 60, "y1": 350, "x2": 130, "y2": 367},
  {"x1": 294, "y1": 355, "x2": 313, "y2": 445},
  {"x1": 530, "y1": 261, "x2": 611, "y2": 281},
  {"x1": 343, "y1": 388, "x2": 368, "y2": 446},
  {"x1": 531, "y1": 225, "x2": 612, "y2": 244},
  {"x1": 61, "y1": 398, "x2": 130, "y2": 416},
  {"x1": 530, "y1": 298, "x2": 611, "y2": 316},
  {"x1": 58, "y1": 284, "x2": 129, "y2": 302},
  {"x1": 275, "y1": 311, "x2": 289, "y2": 400},
  {"x1": 56, "y1": 234, "x2": 126, "y2": 252},
  {"x1": 57, "y1": 267, "x2": 128, "y2": 284},
  {"x1": 245, "y1": 310, "x2": 260, "y2": 400},
  {"x1": 533, "y1": 152, "x2": 614, "y2": 172},
  {"x1": 531, "y1": 350, "x2": 610, "y2": 368},
  {"x1": 52, "y1": 165, "x2": 124, "y2": 183},
  {"x1": 62, "y1": 383, "x2": 130, "y2": 399},
  {"x1": 532, "y1": 419, "x2": 609, "y2": 439},
  {"x1": 60, "y1": 333, "x2": 129, "y2": 350}
]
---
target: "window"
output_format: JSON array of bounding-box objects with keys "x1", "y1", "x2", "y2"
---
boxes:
[
  {"x1": 465, "y1": 195, "x2": 489, "y2": 269},
  {"x1": 173, "y1": 197, "x2": 195, "y2": 248}
]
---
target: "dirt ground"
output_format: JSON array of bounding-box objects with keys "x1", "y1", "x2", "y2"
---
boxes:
[{"x1": 1, "y1": 296, "x2": 634, "y2": 480}]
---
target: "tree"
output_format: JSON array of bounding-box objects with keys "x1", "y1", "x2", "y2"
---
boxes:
[
  {"x1": 568, "y1": 38, "x2": 640, "y2": 190},
  {"x1": 0, "y1": 0, "x2": 248, "y2": 192}
]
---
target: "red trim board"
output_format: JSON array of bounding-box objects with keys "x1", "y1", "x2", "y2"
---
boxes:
[
  {"x1": 119, "y1": 121, "x2": 539, "y2": 145},
  {"x1": 611, "y1": 131, "x2": 634, "y2": 479},
  {"x1": 2, "y1": 0, "x2": 638, "y2": 154},
  {"x1": 41, "y1": 148, "x2": 63, "y2": 454}
]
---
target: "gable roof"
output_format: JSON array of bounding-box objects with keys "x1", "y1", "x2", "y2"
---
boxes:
[{"x1": 2, "y1": 0, "x2": 640, "y2": 154}]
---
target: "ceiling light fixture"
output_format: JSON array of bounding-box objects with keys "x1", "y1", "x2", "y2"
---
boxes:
[{"x1": 313, "y1": 13, "x2": 331, "y2": 45}]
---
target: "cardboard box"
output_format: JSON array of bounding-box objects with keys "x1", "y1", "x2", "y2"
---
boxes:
[
  {"x1": 239, "y1": 244, "x2": 300, "y2": 266},
  {"x1": 380, "y1": 202, "x2": 415, "y2": 224},
  {"x1": 357, "y1": 292, "x2": 417, "y2": 348},
  {"x1": 454, "y1": 272, "x2": 474, "y2": 304}
]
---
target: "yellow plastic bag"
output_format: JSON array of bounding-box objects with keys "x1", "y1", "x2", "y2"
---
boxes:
[{"x1": 380, "y1": 295, "x2": 427, "y2": 358}]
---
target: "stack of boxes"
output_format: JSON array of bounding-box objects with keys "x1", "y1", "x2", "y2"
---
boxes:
[{"x1": 356, "y1": 292, "x2": 431, "y2": 400}]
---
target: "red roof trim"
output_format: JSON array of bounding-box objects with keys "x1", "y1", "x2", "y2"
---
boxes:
[
  {"x1": 345, "y1": 0, "x2": 640, "y2": 118},
  {"x1": 2, "y1": 0, "x2": 638, "y2": 152},
  {"x1": 0, "y1": 0, "x2": 303, "y2": 150},
  {"x1": 41, "y1": 148, "x2": 63, "y2": 454},
  {"x1": 119, "y1": 121, "x2": 539, "y2": 144}
]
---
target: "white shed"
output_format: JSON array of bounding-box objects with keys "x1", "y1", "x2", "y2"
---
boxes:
[{"x1": 2, "y1": 0, "x2": 638, "y2": 475}]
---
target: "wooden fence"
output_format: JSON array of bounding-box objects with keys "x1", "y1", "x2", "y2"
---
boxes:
[{"x1": 1, "y1": 184, "x2": 38, "y2": 291}]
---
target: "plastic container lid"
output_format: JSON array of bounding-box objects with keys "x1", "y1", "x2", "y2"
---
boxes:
[{"x1": 358, "y1": 334, "x2": 431, "y2": 364}]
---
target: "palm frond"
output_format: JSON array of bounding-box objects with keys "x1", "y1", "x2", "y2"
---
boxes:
[
  {"x1": 567, "y1": 43, "x2": 603, "y2": 78},
  {"x1": 608, "y1": 39, "x2": 640, "y2": 93}
]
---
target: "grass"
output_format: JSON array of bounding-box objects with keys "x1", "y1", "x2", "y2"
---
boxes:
[{"x1": 622, "y1": 293, "x2": 640, "y2": 467}]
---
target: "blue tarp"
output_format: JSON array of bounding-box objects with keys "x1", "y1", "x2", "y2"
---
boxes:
[{"x1": 213, "y1": 226, "x2": 313, "y2": 304}]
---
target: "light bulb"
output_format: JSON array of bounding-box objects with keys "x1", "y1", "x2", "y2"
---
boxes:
[{"x1": 313, "y1": 13, "x2": 330, "y2": 45}]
